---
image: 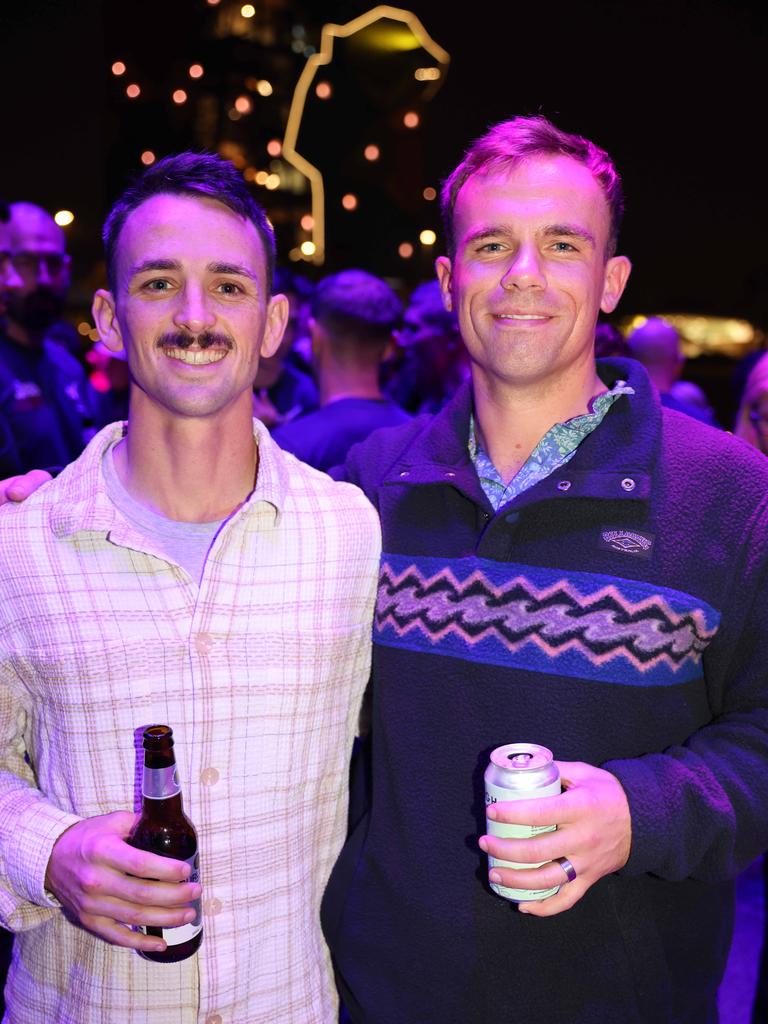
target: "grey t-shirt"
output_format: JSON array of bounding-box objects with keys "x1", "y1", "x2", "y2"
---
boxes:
[{"x1": 102, "y1": 444, "x2": 224, "y2": 585}]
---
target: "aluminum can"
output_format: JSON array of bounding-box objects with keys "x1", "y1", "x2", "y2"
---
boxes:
[{"x1": 484, "y1": 742, "x2": 561, "y2": 903}]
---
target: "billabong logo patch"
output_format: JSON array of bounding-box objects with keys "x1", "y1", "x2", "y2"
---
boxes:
[{"x1": 600, "y1": 528, "x2": 654, "y2": 559}]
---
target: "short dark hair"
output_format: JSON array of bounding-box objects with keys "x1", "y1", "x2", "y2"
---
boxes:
[
  {"x1": 312, "y1": 269, "x2": 402, "y2": 343},
  {"x1": 103, "y1": 152, "x2": 276, "y2": 294},
  {"x1": 441, "y1": 115, "x2": 624, "y2": 259}
]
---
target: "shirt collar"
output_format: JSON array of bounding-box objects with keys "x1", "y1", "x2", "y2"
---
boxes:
[{"x1": 51, "y1": 418, "x2": 288, "y2": 538}]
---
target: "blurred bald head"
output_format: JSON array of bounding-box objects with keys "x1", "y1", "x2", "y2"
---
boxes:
[
  {"x1": 10, "y1": 202, "x2": 67, "y2": 252},
  {"x1": 627, "y1": 317, "x2": 682, "y2": 391}
]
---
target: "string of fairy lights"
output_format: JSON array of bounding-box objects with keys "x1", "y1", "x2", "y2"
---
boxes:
[{"x1": 97, "y1": 3, "x2": 451, "y2": 268}]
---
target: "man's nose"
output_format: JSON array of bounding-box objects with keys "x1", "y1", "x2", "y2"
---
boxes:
[
  {"x1": 500, "y1": 243, "x2": 545, "y2": 291},
  {"x1": 36, "y1": 258, "x2": 53, "y2": 287},
  {"x1": 172, "y1": 285, "x2": 216, "y2": 334}
]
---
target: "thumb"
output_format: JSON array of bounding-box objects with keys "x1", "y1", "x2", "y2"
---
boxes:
[
  {"x1": 554, "y1": 760, "x2": 595, "y2": 788},
  {"x1": 104, "y1": 809, "x2": 142, "y2": 837}
]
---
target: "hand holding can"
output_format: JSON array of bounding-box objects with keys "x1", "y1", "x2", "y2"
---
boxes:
[{"x1": 484, "y1": 743, "x2": 561, "y2": 903}]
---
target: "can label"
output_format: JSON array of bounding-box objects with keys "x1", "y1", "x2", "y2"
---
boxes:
[
  {"x1": 141, "y1": 765, "x2": 181, "y2": 800},
  {"x1": 484, "y1": 743, "x2": 561, "y2": 903},
  {"x1": 139, "y1": 852, "x2": 202, "y2": 946}
]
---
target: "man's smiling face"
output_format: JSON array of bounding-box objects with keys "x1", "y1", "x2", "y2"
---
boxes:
[
  {"x1": 94, "y1": 192, "x2": 286, "y2": 421},
  {"x1": 436, "y1": 155, "x2": 630, "y2": 395}
]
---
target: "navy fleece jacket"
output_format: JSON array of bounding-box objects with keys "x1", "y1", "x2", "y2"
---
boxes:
[{"x1": 323, "y1": 358, "x2": 768, "y2": 1024}]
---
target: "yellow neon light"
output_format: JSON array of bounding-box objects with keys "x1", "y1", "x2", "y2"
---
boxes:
[{"x1": 282, "y1": 6, "x2": 449, "y2": 264}]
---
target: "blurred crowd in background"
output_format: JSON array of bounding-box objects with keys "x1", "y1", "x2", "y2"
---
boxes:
[{"x1": 2, "y1": 196, "x2": 768, "y2": 483}]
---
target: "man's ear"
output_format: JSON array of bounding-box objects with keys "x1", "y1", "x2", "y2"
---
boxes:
[
  {"x1": 435, "y1": 256, "x2": 453, "y2": 313},
  {"x1": 92, "y1": 289, "x2": 125, "y2": 354},
  {"x1": 600, "y1": 255, "x2": 632, "y2": 314},
  {"x1": 260, "y1": 293, "x2": 289, "y2": 359}
]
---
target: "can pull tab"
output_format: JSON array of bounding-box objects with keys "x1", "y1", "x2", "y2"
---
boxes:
[{"x1": 508, "y1": 752, "x2": 533, "y2": 767}]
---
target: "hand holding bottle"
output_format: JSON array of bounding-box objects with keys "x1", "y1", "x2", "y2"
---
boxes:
[{"x1": 44, "y1": 810, "x2": 201, "y2": 954}]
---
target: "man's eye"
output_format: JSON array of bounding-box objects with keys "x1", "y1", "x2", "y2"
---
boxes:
[
  {"x1": 144, "y1": 279, "x2": 171, "y2": 291},
  {"x1": 217, "y1": 281, "x2": 242, "y2": 295},
  {"x1": 552, "y1": 241, "x2": 577, "y2": 252},
  {"x1": 478, "y1": 242, "x2": 505, "y2": 254}
]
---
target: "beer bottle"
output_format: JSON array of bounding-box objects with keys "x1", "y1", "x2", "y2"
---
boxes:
[{"x1": 129, "y1": 724, "x2": 202, "y2": 963}]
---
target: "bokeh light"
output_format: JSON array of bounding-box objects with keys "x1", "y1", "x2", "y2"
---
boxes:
[
  {"x1": 423, "y1": 187, "x2": 437, "y2": 201},
  {"x1": 235, "y1": 95, "x2": 252, "y2": 114},
  {"x1": 300, "y1": 241, "x2": 316, "y2": 257},
  {"x1": 420, "y1": 229, "x2": 437, "y2": 246},
  {"x1": 342, "y1": 194, "x2": 358, "y2": 211},
  {"x1": 315, "y1": 81, "x2": 332, "y2": 99},
  {"x1": 266, "y1": 139, "x2": 282, "y2": 157},
  {"x1": 364, "y1": 145, "x2": 380, "y2": 162},
  {"x1": 141, "y1": 150, "x2": 156, "y2": 166},
  {"x1": 300, "y1": 214, "x2": 314, "y2": 230},
  {"x1": 126, "y1": 83, "x2": 141, "y2": 99},
  {"x1": 111, "y1": 61, "x2": 126, "y2": 76},
  {"x1": 398, "y1": 242, "x2": 414, "y2": 259},
  {"x1": 403, "y1": 112, "x2": 419, "y2": 128},
  {"x1": 173, "y1": 90, "x2": 188, "y2": 105},
  {"x1": 255, "y1": 79, "x2": 273, "y2": 97},
  {"x1": 241, "y1": 4, "x2": 255, "y2": 17},
  {"x1": 189, "y1": 64, "x2": 204, "y2": 79}
]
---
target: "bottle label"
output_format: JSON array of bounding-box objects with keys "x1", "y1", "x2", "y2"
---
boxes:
[
  {"x1": 142, "y1": 765, "x2": 181, "y2": 800},
  {"x1": 140, "y1": 852, "x2": 202, "y2": 946}
]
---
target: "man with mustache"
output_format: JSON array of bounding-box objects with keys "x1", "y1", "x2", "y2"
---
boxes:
[
  {"x1": 0, "y1": 153, "x2": 379, "y2": 1023},
  {"x1": 0, "y1": 202, "x2": 93, "y2": 471}
]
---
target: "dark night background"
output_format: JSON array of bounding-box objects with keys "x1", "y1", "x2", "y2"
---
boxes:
[{"x1": 0, "y1": 0, "x2": 765, "y2": 328}]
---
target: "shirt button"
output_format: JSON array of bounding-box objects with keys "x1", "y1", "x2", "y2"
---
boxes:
[
  {"x1": 204, "y1": 897, "x2": 222, "y2": 916},
  {"x1": 556, "y1": 480, "x2": 571, "y2": 491},
  {"x1": 399, "y1": 470, "x2": 410, "y2": 478},
  {"x1": 206, "y1": 1015, "x2": 223, "y2": 1024},
  {"x1": 200, "y1": 767, "x2": 220, "y2": 786},
  {"x1": 621, "y1": 478, "x2": 636, "y2": 492},
  {"x1": 194, "y1": 633, "x2": 214, "y2": 654}
]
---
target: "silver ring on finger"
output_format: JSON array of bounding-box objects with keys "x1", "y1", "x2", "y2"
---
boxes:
[{"x1": 556, "y1": 856, "x2": 577, "y2": 883}]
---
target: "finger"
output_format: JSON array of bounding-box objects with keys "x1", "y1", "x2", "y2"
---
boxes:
[
  {"x1": 489, "y1": 859, "x2": 573, "y2": 896},
  {"x1": 480, "y1": 832, "x2": 570, "y2": 865},
  {"x1": 517, "y1": 878, "x2": 587, "y2": 917},
  {"x1": 554, "y1": 760, "x2": 601, "y2": 788},
  {"x1": 108, "y1": 875, "x2": 201, "y2": 909},
  {"x1": 487, "y1": 792, "x2": 577, "y2": 828},
  {"x1": 0, "y1": 476, "x2": 23, "y2": 505},
  {"x1": 95, "y1": 835, "x2": 193, "y2": 883},
  {"x1": 80, "y1": 914, "x2": 168, "y2": 953},
  {"x1": 80, "y1": 894, "x2": 200, "y2": 930},
  {"x1": 76, "y1": 858, "x2": 200, "y2": 906},
  {"x1": 4, "y1": 469, "x2": 53, "y2": 502}
]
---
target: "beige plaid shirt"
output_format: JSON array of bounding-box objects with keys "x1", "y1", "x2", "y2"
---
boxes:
[{"x1": 0, "y1": 420, "x2": 380, "y2": 1024}]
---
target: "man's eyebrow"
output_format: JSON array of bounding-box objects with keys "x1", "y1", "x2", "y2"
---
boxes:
[
  {"x1": 461, "y1": 224, "x2": 597, "y2": 248},
  {"x1": 463, "y1": 227, "x2": 510, "y2": 247},
  {"x1": 129, "y1": 258, "x2": 181, "y2": 278},
  {"x1": 207, "y1": 261, "x2": 257, "y2": 280},
  {"x1": 542, "y1": 223, "x2": 596, "y2": 246}
]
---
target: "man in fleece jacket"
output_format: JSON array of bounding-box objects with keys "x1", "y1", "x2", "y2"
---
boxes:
[{"x1": 321, "y1": 115, "x2": 768, "y2": 1023}]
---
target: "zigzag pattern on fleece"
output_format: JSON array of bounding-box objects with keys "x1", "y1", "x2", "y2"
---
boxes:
[{"x1": 374, "y1": 554, "x2": 721, "y2": 686}]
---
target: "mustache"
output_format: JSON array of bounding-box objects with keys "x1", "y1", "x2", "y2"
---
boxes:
[{"x1": 155, "y1": 330, "x2": 234, "y2": 351}]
